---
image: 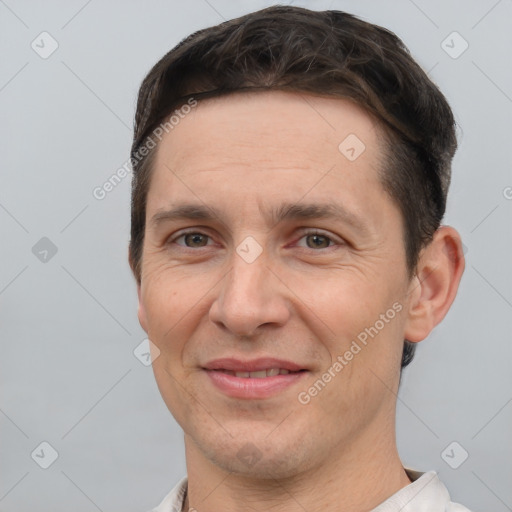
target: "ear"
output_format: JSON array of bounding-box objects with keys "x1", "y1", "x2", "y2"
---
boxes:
[{"x1": 403, "y1": 226, "x2": 465, "y2": 343}]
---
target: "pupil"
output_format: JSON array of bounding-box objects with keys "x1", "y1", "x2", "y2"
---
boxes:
[
  {"x1": 187, "y1": 234, "x2": 206, "y2": 247},
  {"x1": 309, "y1": 235, "x2": 328, "y2": 248}
]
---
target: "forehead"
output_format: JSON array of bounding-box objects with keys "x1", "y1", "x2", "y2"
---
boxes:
[
  {"x1": 155, "y1": 90, "x2": 384, "y2": 178},
  {"x1": 147, "y1": 90, "x2": 392, "y2": 231}
]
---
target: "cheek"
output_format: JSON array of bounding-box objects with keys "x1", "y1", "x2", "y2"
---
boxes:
[
  {"x1": 143, "y1": 273, "x2": 201, "y2": 421},
  {"x1": 141, "y1": 271, "x2": 187, "y2": 351},
  {"x1": 140, "y1": 264, "x2": 217, "y2": 360},
  {"x1": 313, "y1": 277, "x2": 405, "y2": 373},
  {"x1": 142, "y1": 260, "x2": 196, "y2": 318}
]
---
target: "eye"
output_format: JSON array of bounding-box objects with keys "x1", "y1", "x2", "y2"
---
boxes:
[
  {"x1": 168, "y1": 229, "x2": 342, "y2": 251},
  {"x1": 172, "y1": 231, "x2": 212, "y2": 248},
  {"x1": 296, "y1": 230, "x2": 340, "y2": 250}
]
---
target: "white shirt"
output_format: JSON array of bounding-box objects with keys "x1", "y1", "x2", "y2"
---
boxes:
[{"x1": 147, "y1": 469, "x2": 472, "y2": 512}]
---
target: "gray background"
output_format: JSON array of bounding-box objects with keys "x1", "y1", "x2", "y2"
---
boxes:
[{"x1": 1, "y1": 0, "x2": 511, "y2": 510}]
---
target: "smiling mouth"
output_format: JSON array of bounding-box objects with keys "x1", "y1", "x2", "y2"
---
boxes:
[
  {"x1": 204, "y1": 364, "x2": 308, "y2": 399},
  {"x1": 214, "y1": 369, "x2": 306, "y2": 378}
]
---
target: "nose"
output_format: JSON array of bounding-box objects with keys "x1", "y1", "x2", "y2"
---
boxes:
[{"x1": 209, "y1": 249, "x2": 291, "y2": 338}]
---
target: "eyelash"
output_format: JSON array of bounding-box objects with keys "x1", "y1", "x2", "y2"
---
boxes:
[{"x1": 168, "y1": 229, "x2": 343, "y2": 251}]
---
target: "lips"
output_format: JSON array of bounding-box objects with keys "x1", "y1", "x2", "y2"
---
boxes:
[
  {"x1": 203, "y1": 357, "x2": 305, "y2": 373},
  {"x1": 202, "y1": 357, "x2": 308, "y2": 399},
  {"x1": 217, "y1": 368, "x2": 296, "y2": 378}
]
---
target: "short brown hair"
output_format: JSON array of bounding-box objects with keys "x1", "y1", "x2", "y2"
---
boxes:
[{"x1": 129, "y1": 5, "x2": 457, "y2": 368}]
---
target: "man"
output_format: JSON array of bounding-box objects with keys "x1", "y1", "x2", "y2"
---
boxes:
[{"x1": 128, "y1": 5, "x2": 469, "y2": 511}]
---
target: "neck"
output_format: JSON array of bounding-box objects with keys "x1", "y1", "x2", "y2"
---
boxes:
[{"x1": 182, "y1": 425, "x2": 411, "y2": 512}]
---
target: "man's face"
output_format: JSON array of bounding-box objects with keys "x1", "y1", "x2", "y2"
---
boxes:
[{"x1": 137, "y1": 91, "x2": 415, "y2": 478}]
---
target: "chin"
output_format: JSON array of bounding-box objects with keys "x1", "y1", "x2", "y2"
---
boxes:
[
  {"x1": 195, "y1": 429, "x2": 315, "y2": 480},
  {"x1": 214, "y1": 450, "x2": 307, "y2": 480}
]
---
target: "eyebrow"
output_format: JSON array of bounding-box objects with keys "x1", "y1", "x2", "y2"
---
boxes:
[{"x1": 150, "y1": 202, "x2": 369, "y2": 235}]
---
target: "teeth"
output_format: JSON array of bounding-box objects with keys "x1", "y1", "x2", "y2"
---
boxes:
[
  {"x1": 224, "y1": 368, "x2": 294, "y2": 378},
  {"x1": 249, "y1": 370, "x2": 268, "y2": 378}
]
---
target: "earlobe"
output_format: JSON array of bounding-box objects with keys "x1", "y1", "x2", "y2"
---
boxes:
[{"x1": 403, "y1": 226, "x2": 465, "y2": 343}]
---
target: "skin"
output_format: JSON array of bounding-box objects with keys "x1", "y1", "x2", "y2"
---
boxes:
[{"x1": 134, "y1": 90, "x2": 465, "y2": 512}]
